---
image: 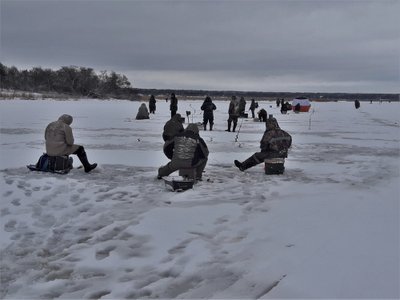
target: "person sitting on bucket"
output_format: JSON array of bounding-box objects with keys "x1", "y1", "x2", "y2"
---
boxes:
[
  {"x1": 45, "y1": 114, "x2": 97, "y2": 173},
  {"x1": 158, "y1": 123, "x2": 209, "y2": 180},
  {"x1": 234, "y1": 116, "x2": 291, "y2": 171}
]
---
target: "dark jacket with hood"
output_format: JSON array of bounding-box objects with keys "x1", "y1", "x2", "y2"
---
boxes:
[
  {"x1": 162, "y1": 113, "x2": 184, "y2": 141},
  {"x1": 201, "y1": 97, "x2": 217, "y2": 120},
  {"x1": 260, "y1": 118, "x2": 292, "y2": 157}
]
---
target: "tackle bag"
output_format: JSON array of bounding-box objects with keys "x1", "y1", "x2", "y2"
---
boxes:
[{"x1": 27, "y1": 153, "x2": 73, "y2": 174}]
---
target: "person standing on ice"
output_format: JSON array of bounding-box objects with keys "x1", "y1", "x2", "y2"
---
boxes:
[
  {"x1": 239, "y1": 96, "x2": 247, "y2": 117},
  {"x1": 234, "y1": 116, "x2": 291, "y2": 171},
  {"x1": 45, "y1": 114, "x2": 97, "y2": 173},
  {"x1": 249, "y1": 99, "x2": 258, "y2": 118},
  {"x1": 149, "y1": 95, "x2": 156, "y2": 114},
  {"x1": 226, "y1": 95, "x2": 240, "y2": 132},
  {"x1": 170, "y1": 93, "x2": 178, "y2": 117},
  {"x1": 158, "y1": 124, "x2": 209, "y2": 180},
  {"x1": 201, "y1": 96, "x2": 217, "y2": 131}
]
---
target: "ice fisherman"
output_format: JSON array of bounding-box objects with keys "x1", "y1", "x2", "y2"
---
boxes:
[
  {"x1": 45, "y1": 114, "x2": 97, "y2": 173},
  {"x1": 136, "y1": 103, "x2": 150, "y2": 120},
  {"x1": 226, "y1": 95, "x2": 240, "y2": 132},
  {"x1": 258, "y1": 108, "x2": 267, "y2": 122},
  {"x1": 162, "y1": 113, "x2": 184, "y2": 142},
  {"x1": 239, "y1": 97, "x2": 247, "y2": 117},
  {"x1": 249, "y1": 99, "x2": 258, "y2": 118},
  {"x1": 158, "y1": 123, "x2": 209, "y2": 180},
  {"x1": 149, "y1": 95, "x2": 156, "y2": 114},
  {"x1": 201, "y1": 96, "x2": 217, "y2": 131},
  {"x1": 234, "y1": 116, "x2": 291, "y2": 171},
  {"x1": 170, "y1": 93, "x2": 178, "y2": 117}
]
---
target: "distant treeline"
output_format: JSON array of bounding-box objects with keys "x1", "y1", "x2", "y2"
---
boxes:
[
  {"x1": 137, "y1": 88, "x2": 399, "y2": 102},
  {"x1": 0, "y1": 63, "x2": 134, "y2": 99},
  {"x1": 0, "y1": 63, "x2": 398, "y2": 101}
]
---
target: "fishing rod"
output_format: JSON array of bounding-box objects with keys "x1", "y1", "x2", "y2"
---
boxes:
[{"x1": 234, "y1": 116, "x2": 245, "y2": 142}]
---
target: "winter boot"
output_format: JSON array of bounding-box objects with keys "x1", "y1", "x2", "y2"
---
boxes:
[
  {"x1": 225, "y1": 120, "x2": 231, "y2": 132},
  {"x1": 210, "y1": 123, "x2": 213, "y2": 131},
  {"x1": 234, "y1": 156, "x2": 258, "y2": 171},
  {"x1": 74, "y1": 146, "x2": 97, "y2": 173},
  {"x1": 203, "y1": 123, "x2": 207, "y2": 131}
]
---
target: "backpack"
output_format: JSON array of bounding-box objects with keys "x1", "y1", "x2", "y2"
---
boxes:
[
  {"x1": 36, "y1": 153, "x2": 50, "y2": 171},
  {"x1": 28, "y1": 153, "x2": 73, "y2": 174}
]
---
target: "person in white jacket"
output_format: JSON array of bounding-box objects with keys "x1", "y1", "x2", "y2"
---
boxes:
[{"x1": 45, "y1": 114, "x2": 97, "y2": 173}]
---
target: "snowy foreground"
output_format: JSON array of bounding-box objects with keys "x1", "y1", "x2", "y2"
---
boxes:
[{"x1": 1, "y1": 99, "x2": 399, "y2": 299}]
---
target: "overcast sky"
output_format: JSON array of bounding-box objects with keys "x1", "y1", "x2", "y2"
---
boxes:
[{"x1": 1, "y1": 0, "x2": 399, "y2": 93}]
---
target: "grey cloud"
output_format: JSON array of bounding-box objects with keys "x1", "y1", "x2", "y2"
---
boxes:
[{"x1": 1, "y1": 0, "x2": 399, "y2": 92}]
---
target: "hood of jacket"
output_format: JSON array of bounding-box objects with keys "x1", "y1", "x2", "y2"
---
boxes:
[
  {"x1": 185, "y1": 123, "x2": 199, "y2": 135},
  {"x1": 58, "y1": 114, "x2": 73, "y2": 125}
]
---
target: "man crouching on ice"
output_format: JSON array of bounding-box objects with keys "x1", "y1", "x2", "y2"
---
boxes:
[
  {"x1": 234, "y1": 116, "x2": 292, "y2": 171},
  {"x1": 158, "y1": 123, "x2": 209, "y2": 181}
]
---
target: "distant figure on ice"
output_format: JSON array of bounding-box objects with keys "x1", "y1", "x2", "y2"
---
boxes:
[
  {"x1": 136, "y1": 103, "x2": 150, "y2": 120},
  {"x1": 234, "y1": 116, "x2": 291, "y2": 172},
  {"x1": 258, "y1": 108, "x2": 267, "y2": 122},
  {"x1": 149, "y1": 95, "x2": 156, "y2": 114},
  {"x1": 276, "y1": 98, "x2": 281, "y2": 107},
  {"x1": 239, "y1": 97, "x2": 247, "y2": 117},
  {"x1": 226, "y1": 95, "x2": 240, "y2": 132},
  {"x1": 162, "y1": 113, "x2": 184, "y2": 142},
  {"x1": 45, "y1": 114, "x2": 97, "y2": 173},
  {"x1": 249, "y1": 99, "x2": 258, "y2": 118},
  {"x1": 294, "y1": 103, "x2": 301, "y2": 113},
  {"x1": 354, "y1": 100, "x2": 360, "y2": 109},
  {"x1": 158, "y1": 124, "x2": 209, "y2": 180},
  {"x1": 201, "y1": 96, "x2": 217, "y2": 131},
  {"x1": 170, "y1": 93, "x2": 178, "y2": 117}
]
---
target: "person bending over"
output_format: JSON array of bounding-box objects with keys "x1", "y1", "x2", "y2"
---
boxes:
[{"x1": 158, "y1": 124, "x2": 209, "y2": 180}]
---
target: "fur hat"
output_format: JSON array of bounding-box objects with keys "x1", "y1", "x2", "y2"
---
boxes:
[
  {"x1": 266, "y1": 117, "x2": 279, "y2": 130},
  {"x1": 186, "y1": 123, "x2": 199, "y2": 134}
]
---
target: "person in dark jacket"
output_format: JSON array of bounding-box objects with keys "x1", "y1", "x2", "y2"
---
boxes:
[
  {"x1": 249, "y1": 99, "x2": 258, "y2": 118},
  {"x1": 258, "y1": 108, "x2": 267, "y2": 122},
  {"x1": 162, "y1": 113, "x2": 184, "y2": 142},
  {"x1": 170, "y1": 93, "x2": 178, "y2": 117},
  {"x1": 354, "y1": 99, "x2": 360, "y2": 109},
  {"x1": 239, "y1": 97, "x2": 247, "y2": 117},
  {"x1": 281, "y1": 102, "x2": 288, "y2": 114},
  {"x1": 45, "y1": 114, "x2": 97, "y2": 173},
  {"x1": 158, "y1": 124, "x2": 209, "y2": 180},
  {"x1": 234, "y1": 117, "x2": 291, "y2": 171},
  {"x1": 149, "y1": 95, "x2": 156, "y2": 114},
  {"x1": 201, "y1": 96, "x2": 217, "y2": 130},
  {"x1": 226, "y1": 95, "x2": 240, "y2": 132}
]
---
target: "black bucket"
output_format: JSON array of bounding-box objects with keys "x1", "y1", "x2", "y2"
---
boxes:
[{"x1": 264, "y1": 158, "x2": 285, "y2": 175}]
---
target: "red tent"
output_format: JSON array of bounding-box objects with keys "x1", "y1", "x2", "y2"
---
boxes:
[{"x1": 292, "y1": 97, "x2": 311, "y2": 112}]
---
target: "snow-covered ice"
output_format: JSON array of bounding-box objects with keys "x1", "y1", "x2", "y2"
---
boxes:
[{"x1": 1, "y1": 98, "x2": 399, "y2": 299}]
